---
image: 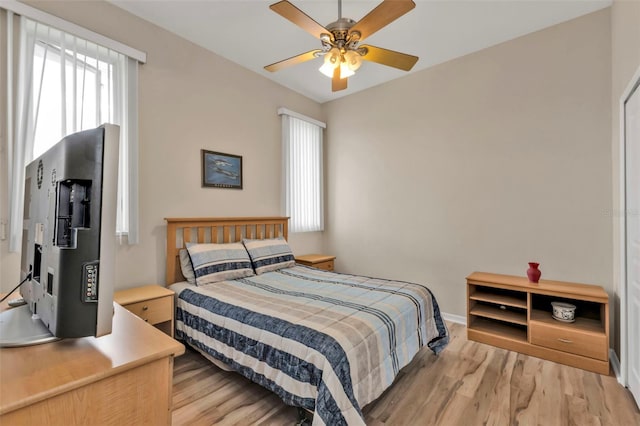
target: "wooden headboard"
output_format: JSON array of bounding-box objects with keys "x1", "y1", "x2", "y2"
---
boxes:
[{"x1": 164, "y1": 217, "x2": 289, "y2": 285}]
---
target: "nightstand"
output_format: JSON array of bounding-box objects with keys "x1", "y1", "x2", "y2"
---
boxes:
[
  {"x1": 295, "y1": 254, "x2": 336, "y2": 271},
  {"x1": 114, "y1": 285, "x2": 175, "y2": 337}
]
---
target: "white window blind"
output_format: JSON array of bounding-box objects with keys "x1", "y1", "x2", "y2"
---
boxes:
[
  {"x1": 280, "y1": 108, "x2": 325, "y2": 233},
  {"x1": 5, "y1": 11, "x2": 141, "y2": 250}
]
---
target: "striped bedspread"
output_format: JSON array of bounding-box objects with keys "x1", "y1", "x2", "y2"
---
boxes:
[{"x1": 173, "y1": 265, "x2": 449, "y2": 425}]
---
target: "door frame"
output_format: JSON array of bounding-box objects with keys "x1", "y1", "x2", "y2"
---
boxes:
[{"x1": 619, "y1": 63, "x2": 640, "y2": 394}]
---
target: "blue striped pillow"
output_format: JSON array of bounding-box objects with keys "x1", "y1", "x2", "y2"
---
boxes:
[
  {"x1": 186, "y1": 242, "x2": 254, "y2": 285},
  {"x1": 242, "y1": 237, "x2": 295, "y2": 275}
]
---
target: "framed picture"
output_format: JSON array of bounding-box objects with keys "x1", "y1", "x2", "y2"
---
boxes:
[{"x1": 201, "y1": 149, "x2": 243, "y2": 189}]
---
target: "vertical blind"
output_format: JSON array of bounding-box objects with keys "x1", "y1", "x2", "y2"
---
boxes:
[
  {"x1": 6, "y1": 14, "x2": 140, "y2": 250},
  {"x1": 281, "y1": 110, "x2": 325, "y2": 233}
]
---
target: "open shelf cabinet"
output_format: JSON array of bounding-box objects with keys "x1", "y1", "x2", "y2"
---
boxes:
[{"x1": 466, "y1": 272, "x2": 609, "y2": 375}]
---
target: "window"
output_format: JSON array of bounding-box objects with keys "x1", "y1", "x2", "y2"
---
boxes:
[
  {"x1": 4, "y1": 9, "x2": 143, "y2": 250},
  {"x1": 280, "y1": 109, "x2": 325, "y2": 232},
  {"x1": 26, "y1": 19, "x2": 136, "y2": 237},
  {"x1": 31, "y1": 40, "x2": 114, "y2": 157}
]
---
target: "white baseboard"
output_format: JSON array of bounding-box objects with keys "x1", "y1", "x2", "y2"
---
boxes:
[
  {"x1": 610, "y1": 349, "x2": 623, "y2": 384},
  {"x1": 442, "y1": 312, "x2": 466, "y2": 325}
]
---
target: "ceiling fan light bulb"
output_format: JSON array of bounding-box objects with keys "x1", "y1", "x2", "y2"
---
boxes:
[
  {"x1": 324, "y1": 47, "x2": 341, "y2": 67},
  {"x1": 344, "y1": 50, "x2": 362, "y2": 71},
  {"x1": 319, "y1": 62, "x2": 335, "y2": 78},
  {"x1": 339, "y1": 62, "x2": 355, "y2": 79}
]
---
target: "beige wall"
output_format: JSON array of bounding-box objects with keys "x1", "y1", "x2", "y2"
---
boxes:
[
  {"x1": 0, "y1": 1, "x2": 325, "y2": 291},
  {"x1": 0, "y1": 2, "x2": 626, "y2": 361},
  {"x1": 323, "y1": 9, "x2": 612, "y2": 320},
  {"x1": 611, "y1": 0, "x2": 640, "y2": 355}
]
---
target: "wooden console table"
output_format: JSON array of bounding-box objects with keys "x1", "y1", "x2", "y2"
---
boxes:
[
  {"x1": 0, "y1": 303, "x2": 185, "y2": 424},
  {"x1": 467, "y1": 272, "x2": 609, "y2": 375}
]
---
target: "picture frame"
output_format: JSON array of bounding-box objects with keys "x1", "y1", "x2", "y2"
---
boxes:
[{"x1": 201, "y1": 149, "x2": 243, "y2": 189}]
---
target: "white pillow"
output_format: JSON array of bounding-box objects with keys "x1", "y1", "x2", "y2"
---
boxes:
[{"x1": 179, "y1": 249, "x2": 196, "y2": 285}]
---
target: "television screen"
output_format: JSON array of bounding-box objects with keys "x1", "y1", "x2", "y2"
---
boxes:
[{"x1": 0, "y1": 124, "x2": 119, "y2": 346}]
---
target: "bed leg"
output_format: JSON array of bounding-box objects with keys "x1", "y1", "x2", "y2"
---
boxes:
[{"x1": 295, "y1": 407, "x2": 312, "y2": 426}]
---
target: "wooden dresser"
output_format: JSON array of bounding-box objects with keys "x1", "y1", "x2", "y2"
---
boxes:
[
  {"x1": 0, "y1": 303, "x2": 185, "y2": 425},
  {"x1": 466, "y1": 272, "x2": 609, "y2": 375}
]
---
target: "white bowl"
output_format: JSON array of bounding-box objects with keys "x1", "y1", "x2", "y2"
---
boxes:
[{"x1": 551, "y1": 302, "x2": 576, "y2": 322}]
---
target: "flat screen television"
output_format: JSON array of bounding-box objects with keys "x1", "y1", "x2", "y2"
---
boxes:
[{"x1": 0, "y1": 124, "x2": 119, "y2": 346}]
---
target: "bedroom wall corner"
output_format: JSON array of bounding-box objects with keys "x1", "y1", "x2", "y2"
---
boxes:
[{"x1": 610, "y1": 0, "x2": 640, "y2": 360}]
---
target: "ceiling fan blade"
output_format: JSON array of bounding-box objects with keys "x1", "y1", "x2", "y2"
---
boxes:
[
  {"x1": 270, "y1": 1, "x2": 330, "y2": 40},
  {"x1": 332, "y1": 67, "x2": 347, "y2": 92},
  {"x1": 265, "y1": 50, "x2": 322, "y2": 72},
  {"x1": 349, "y1": 0, "x2": 416, "y2": 42},
  {"x1": 360, "y1": 45, "x2": 418, "y2": 71}
]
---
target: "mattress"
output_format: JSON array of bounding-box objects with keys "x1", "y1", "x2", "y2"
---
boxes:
[{"x1": 171, "y1": 265, "x2": 449, "y2": 425}]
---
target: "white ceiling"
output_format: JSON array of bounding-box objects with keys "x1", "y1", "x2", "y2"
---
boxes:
[{"x1": 109, "y1": 0, "x2": 611, "y2": 103}]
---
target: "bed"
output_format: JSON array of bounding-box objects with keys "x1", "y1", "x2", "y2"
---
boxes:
[{"x1": 165, "y1": 217, "x2": 449, "y2": 426}]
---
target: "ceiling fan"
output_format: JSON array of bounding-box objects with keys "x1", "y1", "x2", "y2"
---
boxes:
[{"x1": 264, "y1": 0, "x2": 419, "y2": 92}]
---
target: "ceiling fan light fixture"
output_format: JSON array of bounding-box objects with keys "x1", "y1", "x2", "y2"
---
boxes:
[
  {"x1": 324, "y1": 47, "x2": 341, "y2": 66},
  {"x1": 344, "y1": 50, "x2": 362, "y2": 71},
  {"x1": 339, "y1": 60, "x2": 355, "y2": 79},
  {"x1": 320, "y1": 47, "x2": 344, "y2": 78},
  {"x1": 319, "y1": 61, "x2": 336, "y2": 78},
  {"x1": 267, "y1": 0, "x2": 418, "y2": 90}
]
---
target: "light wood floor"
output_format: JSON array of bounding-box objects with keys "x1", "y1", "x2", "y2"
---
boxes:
[{"x1": 172, "y1": 322, "x2": 640, "y2": 425}]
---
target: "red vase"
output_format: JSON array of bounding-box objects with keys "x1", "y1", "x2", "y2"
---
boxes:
[{"x1": 527, "y1": 262, "x2": 541, "y2": 283}]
